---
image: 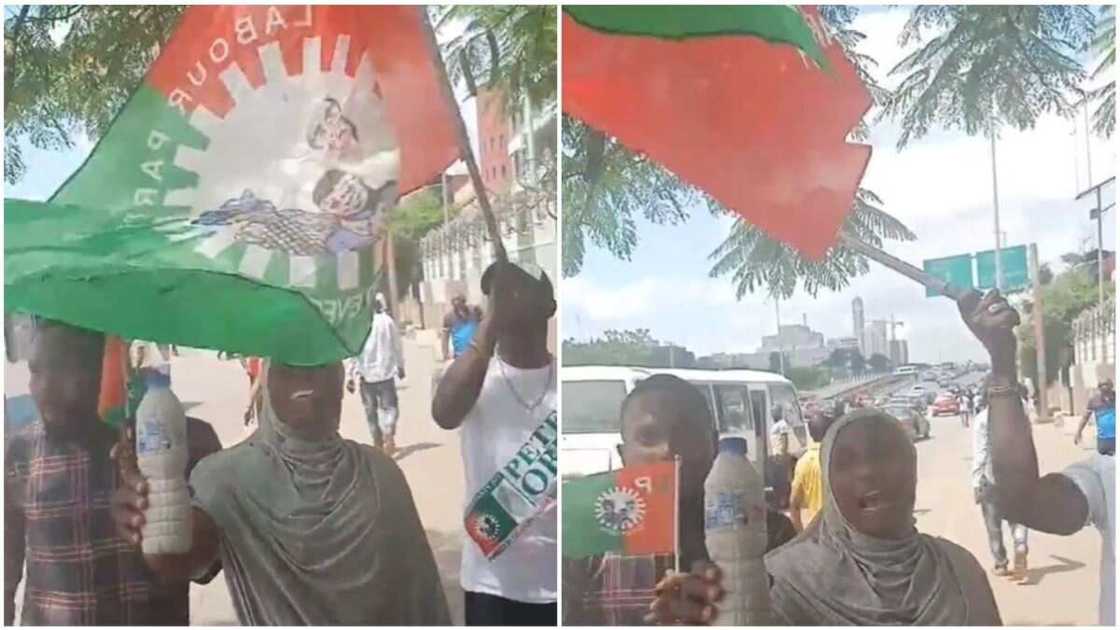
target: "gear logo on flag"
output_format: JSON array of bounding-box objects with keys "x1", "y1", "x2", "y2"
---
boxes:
[
  {"x1": 162, "y1": 35, "x2": 401, "y2": 291},
  {"x1": 594, "y1": 486, "x2": 646, "y2": 533}
]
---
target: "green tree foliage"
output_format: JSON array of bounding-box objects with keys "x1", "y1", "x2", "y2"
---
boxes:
[
  {"x1": 868, "y1": 353, "x2": 893, "y2": 373},
  {"x1": 1017, "y1": 258, "x2": 1114, "y2": 386},
  {"x1": 389, "y1": 189, "x2": 454, "y2": 300},
  {"x1": 850, "y1": 351, "x2": 867, "y2": 375},
  {"x1": 786, "y1": 366, "x2": 831, "y2": 391},
  {"x1": 708, "y1": 189, "x2": 916, "y2": 299},
  {"x1": 563, "y1": 328, "x2": 665, "y2": 367},
  {"x1": 435, "y1": 4, "x2": 556, "y2": 108},
  {"x1": 881, "y1": 5, "x2": 1096, "y2": 148},
  {"x1": 1089, "y1": 5, "x2": 1114, "y2": 137},
  {"x1": 4, "y1": 5, "x2": 184, "y2": 184}
]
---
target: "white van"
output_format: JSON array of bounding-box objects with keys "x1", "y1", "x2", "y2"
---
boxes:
[{"x1": 561, "y1": 366, "x2": 806, "y2": 479}]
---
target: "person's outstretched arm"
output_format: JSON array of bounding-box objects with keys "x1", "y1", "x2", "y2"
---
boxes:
[{"x1": 958, "y1": 290, "x2": 1088, "y2": 535}]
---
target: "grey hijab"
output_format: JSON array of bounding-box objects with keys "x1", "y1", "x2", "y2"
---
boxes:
[
  {"x1": 764, "y1": 409, "x2": 1001, "y2": 626},
  {"x1": 190, "y1": 362, "x2": 450, "y2": 625}
]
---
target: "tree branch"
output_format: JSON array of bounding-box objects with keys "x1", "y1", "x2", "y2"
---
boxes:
[{"x1": 4, "y1": 4, "x2": 32, "y2": 120}]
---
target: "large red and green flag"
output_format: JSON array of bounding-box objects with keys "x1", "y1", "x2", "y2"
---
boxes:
[
  {"x1": 562, "y1": 461, "x2": 677, "y2": 559},
  {"x1": 563, "y1": 6, "x2": 872, "y2": 260},
  {"x1": 5, "y1": 6, "x2": 459, "y2": 364}
]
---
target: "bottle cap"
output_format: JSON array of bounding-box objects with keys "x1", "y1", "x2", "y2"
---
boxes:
[{"x1": 718, "y1": 436, "x2": 747, "y2": 456}]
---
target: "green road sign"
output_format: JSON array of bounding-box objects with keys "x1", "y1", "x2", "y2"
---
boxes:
[
  {"x1": 976, "y1": 245, "x2": 1029, "y2": 293},
  {"x1": 922, "y1": 254, "x2": 974, "y2": 297}
]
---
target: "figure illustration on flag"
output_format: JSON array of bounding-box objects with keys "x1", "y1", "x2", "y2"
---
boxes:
[{"x1": 5, "y1": 5, "x2": 460, "y2": 364}]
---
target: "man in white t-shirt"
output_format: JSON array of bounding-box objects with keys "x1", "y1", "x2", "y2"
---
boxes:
[
  {"x1": 959, "y1": 289, "x2": 1115, "y2": 624},
  {"x1": 432, "y1": 260, "x2": 557, "y2": 626},
  {"x1": 347, "y1": 292, "x2": 405, "y2": 455}
]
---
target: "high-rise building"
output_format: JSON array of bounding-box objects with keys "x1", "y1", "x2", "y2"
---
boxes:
[
  {"x1": 852, "y1": 297, "x2": 865, "y2": 354},
  {"x1": 890, "y1": 339, "x2": 910, "y2": 366},
  {"x1": 863, "y1": 321, "x2": 890, "y2": 359}
]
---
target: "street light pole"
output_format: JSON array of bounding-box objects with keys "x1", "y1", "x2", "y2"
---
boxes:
[
  {"x1": 1096, "y1": 188, "x2": 1104, "y2": 306},
  {"x1": 989, "y1": 130, "x2": 1004, "y2": 291},
  {"x1": 1076, "y1": 176, "x2": 1115, "y2": 308},
  {"x1": 775, "y1": 296, "x2": 785, "y2": 376}
]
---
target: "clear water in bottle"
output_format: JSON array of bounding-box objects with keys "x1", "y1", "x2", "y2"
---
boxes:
[
  {"x1": 135, "y1": 372, "x2": 192, "y2": 554},
  {"x1": 704, "y1": 436, "x2": 770, "y2": 625}
]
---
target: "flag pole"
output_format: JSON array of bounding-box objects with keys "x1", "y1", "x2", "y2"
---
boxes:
[
  {"x1": 420, "y1": 8, "x2": 508, "y2": 264},
  {"x1": 838, "y1": 232, "x2": 969, "y2": 301},
  {"x1": 673, "y1": 455, "x2": 681, "y2": 575}
]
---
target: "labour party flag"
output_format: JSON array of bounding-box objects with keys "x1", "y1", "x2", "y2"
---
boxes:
[
  {"x1": 563, "y1": 6, "x2": 872, "y2": 259},
  {"x1": 562, "y1": 461, "x2": 677, "y2": 559},
  {"x1": 5, "y1": 6, "x2": 458, "y2": 365}
]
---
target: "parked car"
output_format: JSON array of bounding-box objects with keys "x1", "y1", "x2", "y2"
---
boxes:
[
  {"x1": 931, "y1": 393, "x2": 960, "y2": 416},
  {"x1": 883, "y1": 403, "x2": 931, "y2": 441}
]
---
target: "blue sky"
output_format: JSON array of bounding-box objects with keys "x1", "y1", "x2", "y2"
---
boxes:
[{"x1": 561, "y1": 6, "x2": 1116, "y2": 363}]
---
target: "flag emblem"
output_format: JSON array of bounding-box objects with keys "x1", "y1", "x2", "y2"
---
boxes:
[
  {"x1": 162, "y1": 35, "x2": 400, "y2": 291},
  {"x1": 595, "y1": 486, "x2": 646, "y2": 533}
]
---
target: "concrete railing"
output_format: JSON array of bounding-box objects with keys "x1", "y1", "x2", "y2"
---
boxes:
[{"x1": 805, "y1": 372, "x2": 900, "y2": 401}]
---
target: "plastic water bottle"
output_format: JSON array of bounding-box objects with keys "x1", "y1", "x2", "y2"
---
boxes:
[
  {"x1": 704, "y1": 437, "x2": 771, "y2": 625},
  {"x1": 135, "y1": 372, "x2": 191, "y2": 554}
]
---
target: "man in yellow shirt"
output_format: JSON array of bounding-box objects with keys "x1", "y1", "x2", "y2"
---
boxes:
[{"x1": 789, "y1": 410, "x2": 837, "y2": 531}]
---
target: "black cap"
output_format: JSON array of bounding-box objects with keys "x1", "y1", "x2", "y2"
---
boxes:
[{"x1": 480, "y1": 260, "x2": 553, "y2": 297}]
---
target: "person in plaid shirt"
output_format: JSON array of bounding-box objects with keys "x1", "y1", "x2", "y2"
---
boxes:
[
  {"x1": 563, "y1": 375, "x2": 795, "y2": 625},
  {"x1": 5, "y1": 319, "x2": 219, "y2": 625}
]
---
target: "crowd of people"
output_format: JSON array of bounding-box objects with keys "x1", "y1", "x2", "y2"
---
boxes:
[{"x1": 4, "y1": 260, "x2": 559, "y2": 626}]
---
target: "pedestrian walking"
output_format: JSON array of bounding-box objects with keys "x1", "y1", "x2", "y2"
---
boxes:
[
  {"x1": 960, "y1": 289, "x2": 1115, "y2": 625},
  {"x1": 442, "y1": 293, "x2": 482, "y2": 361},
  {"x1": 1075, "y1": 379, "x2": 1115, "y2": 456},
  {"x1": 972, "y1": 397, "x2": 1029, "y2": 583},
  {"x1": 650, "y1": 408, "x2": 1001, "y2": 625},
  {"x1": 433, "y1": 261, "x2": 557, "y2": 626},
  {"x1": 5, "y1": 319, "x2": 216, "y2": 625},
  {"x1": 767, "y1": 407, "x2": 795, "y2": 508},
  {"x1": 112, "y1": 360, "x2": 450, "y2": 625},
  {"x1": 348, "y1": 292, "x2": 405, "y2": 456}
]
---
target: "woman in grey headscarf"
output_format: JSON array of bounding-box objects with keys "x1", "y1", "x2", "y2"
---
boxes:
[
  {"x1": 113, "y1": 360, "x2": 450, "y2": 625},
  {"x1": 648, "y1": 409, "x2": 1001, "y2": 626}
]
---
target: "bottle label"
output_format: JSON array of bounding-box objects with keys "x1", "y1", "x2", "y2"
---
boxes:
[
  {"x1": 705, "y1": 489, "x2": 762, "y2": 530},
  {"x1": 136, "y1": 420, "x2": 172, "y2": 456}
]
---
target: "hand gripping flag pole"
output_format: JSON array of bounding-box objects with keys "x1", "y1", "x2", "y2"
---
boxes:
[{"x1": 421, "y1": 10, "x2": 509, "y2": 264}]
